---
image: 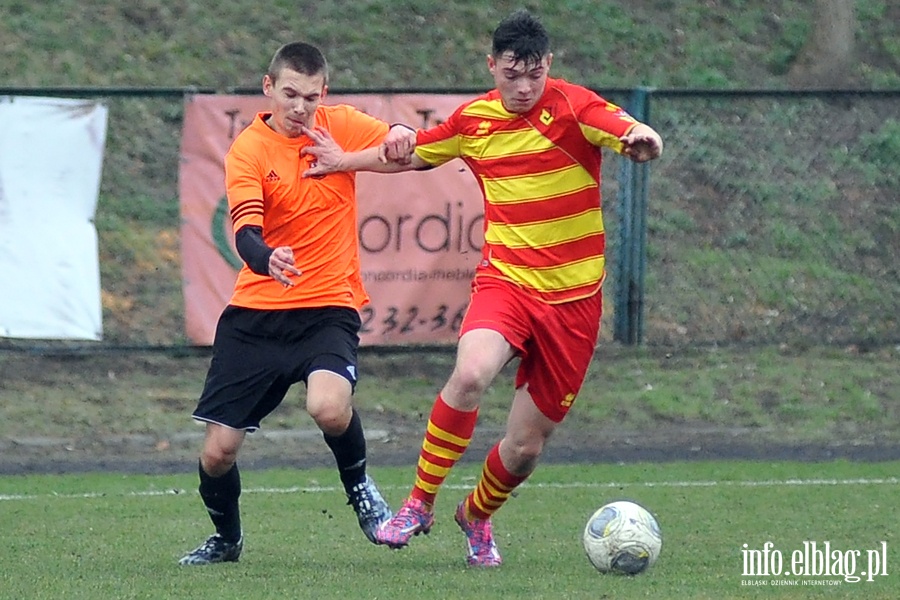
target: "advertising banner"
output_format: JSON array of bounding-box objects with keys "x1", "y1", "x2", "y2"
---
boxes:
[{"x1": 179, "y1": 93, "x2": 484, "y2": 345}]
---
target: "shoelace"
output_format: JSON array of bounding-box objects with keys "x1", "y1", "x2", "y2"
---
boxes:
[
  {"x1": 348, "y1": 485, "x2": 378, "y2": 517},
  {"x1": 392, "y1": 504, "x2": 421, "y2": 525},
  {"x1": 193, "y1": 535, "x2": 223, "y2": 555}
]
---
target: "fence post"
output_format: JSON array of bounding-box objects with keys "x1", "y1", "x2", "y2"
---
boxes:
[{"x1": 613, "y1": 87, "x2": 652, "y2": 345}]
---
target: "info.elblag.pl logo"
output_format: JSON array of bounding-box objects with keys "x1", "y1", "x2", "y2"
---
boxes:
[{"x1": 741, "y1": 541, "x2": 889, "y2": 586}]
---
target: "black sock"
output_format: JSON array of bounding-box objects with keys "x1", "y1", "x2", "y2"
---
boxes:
[
  {"x1": 198, "y1": 461, "x2": 242, "y2": 543},
  {"x1": 323, "y1": 408, "x2": 368, "y2": 494}
]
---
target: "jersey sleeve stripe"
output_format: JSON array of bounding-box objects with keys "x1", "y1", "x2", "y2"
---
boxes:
[
  {"x1": 230, "y1": 199, "x2": 264, "y2": 218},
  {"x1": 579, "y1": 122, "x2": 629, "y2": 151}
]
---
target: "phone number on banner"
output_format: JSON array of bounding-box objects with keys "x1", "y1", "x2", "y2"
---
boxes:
[{"x1": 360, "y1": 304, "x2": 468, "y2": 337}]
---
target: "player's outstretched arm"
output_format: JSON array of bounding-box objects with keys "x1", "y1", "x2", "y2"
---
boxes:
[
  {"x1": 300, "y1": 125, "x2": 423, "y2": 177},
  {"x1": 619, "y1": 123, "x2": 663, "y2": 163}
]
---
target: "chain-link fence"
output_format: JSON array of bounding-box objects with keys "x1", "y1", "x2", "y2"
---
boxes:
[{"x1": 621, "y1": 90, "x2": 899, "y2": 348}]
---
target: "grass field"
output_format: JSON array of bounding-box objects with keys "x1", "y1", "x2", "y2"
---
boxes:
[{"x1": 2, "y1": 461, "x2": 898, "y2": 599}]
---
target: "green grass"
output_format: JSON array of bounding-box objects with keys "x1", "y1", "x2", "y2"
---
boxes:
[
  {"x1": 4, "y1": 0, "x2": 897, "y2": 90},
  {"x1": 576, "y1": 346, "x2": 898, "y2": 438},
  {"x1": 1, "y1": 345, "x2": 897, "y2": 444},
  {"x1": 2, "y1": 461, "x2": 899, "y2": 599}
]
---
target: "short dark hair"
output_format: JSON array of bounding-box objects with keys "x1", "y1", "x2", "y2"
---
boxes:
[
  {"x1": 491, "y1": 9, "x2": 550, "y2": 66},
  {"x1": 267, "y1": 42, "x2": 329, "y2": 85}
]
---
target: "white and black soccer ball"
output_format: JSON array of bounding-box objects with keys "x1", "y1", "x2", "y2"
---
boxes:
[{"x1": 582, "y1": 500, "x2": 662, "y2": 575}]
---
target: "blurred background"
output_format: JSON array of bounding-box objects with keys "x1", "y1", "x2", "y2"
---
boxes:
[{"x1": 3, "y1": 0, "x2": 896, "y2": 349}]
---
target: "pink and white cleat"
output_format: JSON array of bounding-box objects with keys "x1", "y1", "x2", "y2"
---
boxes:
[
  {"x1": 455, "y1": 501, "x2": 502, "y2": 567},
  {"x1": 374, "y1": 497, "x2": 435, "y2": 549}
]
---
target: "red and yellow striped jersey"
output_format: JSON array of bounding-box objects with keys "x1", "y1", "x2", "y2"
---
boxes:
[{"x1": 415, "y1": 78, "x2": 637, "y2": 303}]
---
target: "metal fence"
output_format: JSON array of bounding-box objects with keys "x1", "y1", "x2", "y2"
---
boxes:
[
  {"x1": 1, "y1": 87, "x2": 897, "y2": 350},
  {"x1": 627, "y1": 89, "x2": 899, "y2": 348}
]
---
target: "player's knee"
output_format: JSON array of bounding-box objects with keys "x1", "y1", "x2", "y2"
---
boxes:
[
  {"x1": 200, "y1": 445, "x2": 237, "y2": 475},
  {"x1": 451, "y1": 360, "x2": 493, "y2": 396},
  {"x1": 306, "y1": 396, "x2": 350, "y2": 434}
]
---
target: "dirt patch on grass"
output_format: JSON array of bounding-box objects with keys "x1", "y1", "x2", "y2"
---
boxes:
[{"x1": 4, "y1": 418, "x2": 900, "y2": 476}]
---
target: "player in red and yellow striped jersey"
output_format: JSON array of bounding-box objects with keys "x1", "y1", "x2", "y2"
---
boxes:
[
  {"x1": 179, "y1": 42, "x2": 416, "y2": 566},
  {"x1": 303, "y1": 9, "x2": 662, "y2": 567}
]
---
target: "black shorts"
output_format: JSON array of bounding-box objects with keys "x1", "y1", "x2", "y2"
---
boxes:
[{"x1": 192, "y1": 305, "x2": 361, "y2": 431}]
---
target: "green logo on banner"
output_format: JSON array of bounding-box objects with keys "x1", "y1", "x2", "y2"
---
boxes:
[{"x1": 212, "y1": 195, "x2": 242, "y2": 270}]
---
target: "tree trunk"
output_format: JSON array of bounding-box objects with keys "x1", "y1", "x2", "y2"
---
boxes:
[{"x1": 788, "y1": 0, "x2": 858, "y2": 88}]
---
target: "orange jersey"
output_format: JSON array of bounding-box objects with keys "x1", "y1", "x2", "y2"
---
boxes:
[
  {"x1": 415, "y1": 78, "x2": 637, "y2": 303},
  {"x1": 225, "y1": 107, "x2": 389, "y2": 310}
]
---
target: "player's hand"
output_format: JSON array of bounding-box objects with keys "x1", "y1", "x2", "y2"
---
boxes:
[
  {"x1": 378, "y1": 124, "x2": 417, "y2": 164},
  {"x1": 300, "y1": 126, "x2": 344, "y2": 177},
  {"x1": 268, "y1": 246, "x2": 302, "y2": 287},
  {"x1": 620, "y1": 124, "x2": 663, "y2": 163}
]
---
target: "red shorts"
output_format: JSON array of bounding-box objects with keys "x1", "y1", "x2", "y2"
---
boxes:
[{"x1": 460, "y1": 277, "x2": 603, "y2": 422}]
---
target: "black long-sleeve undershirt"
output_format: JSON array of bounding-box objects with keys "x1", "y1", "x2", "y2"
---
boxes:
[{"x1": 234, "y1": 225, "x2": 273, "y2": 276}]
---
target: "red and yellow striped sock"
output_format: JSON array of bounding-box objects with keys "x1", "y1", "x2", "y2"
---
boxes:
[
  {"x1": 409, "y1": 394, "x2": 478, "y2": 506},
  {"x1": 463, "y1": 443, "x2": 528, "y2": 520}
]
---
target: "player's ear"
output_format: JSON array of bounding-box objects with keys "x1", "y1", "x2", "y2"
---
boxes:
[
  {"x1": 262, "y1": 74, "x2": 274, "y2": 98},
  {"x1": 321, "y1": 84, "x2": 328, "y2": 101}
]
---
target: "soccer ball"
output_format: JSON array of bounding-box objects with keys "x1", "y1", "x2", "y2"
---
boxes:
[{"x1": 582, "y1": 500, "x2": 662, "y2": 575}]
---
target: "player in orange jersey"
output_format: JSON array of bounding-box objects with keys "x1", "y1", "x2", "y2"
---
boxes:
[
  {"x1": 178, "y1": 42, "x2": 416, "y2": 566},
  {"x1": 302, "y1": 9, "x2": 662, "y2": 567}
]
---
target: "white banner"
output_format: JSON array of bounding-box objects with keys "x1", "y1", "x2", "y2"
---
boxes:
[{"x1": 0, "y1": 96, "x2": 107, "y2": 340}]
